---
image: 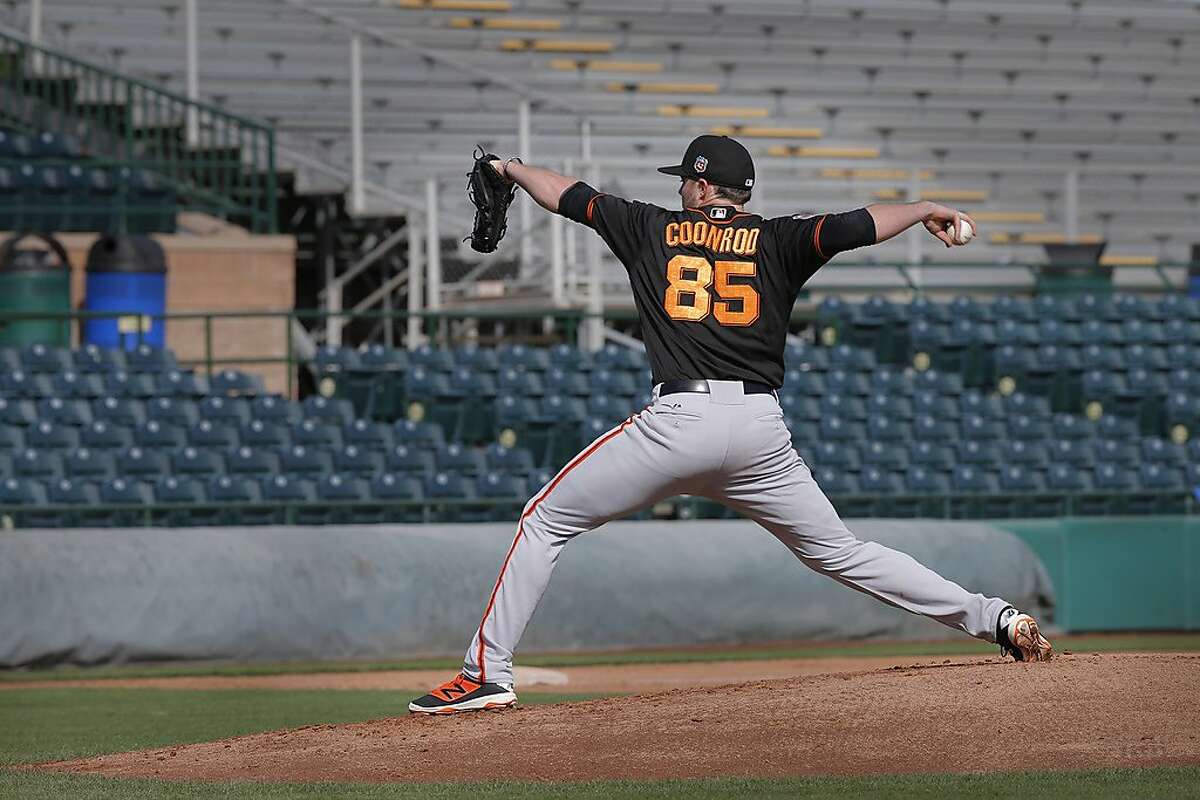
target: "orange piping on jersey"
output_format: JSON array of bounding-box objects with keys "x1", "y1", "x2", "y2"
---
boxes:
[
  {"x1": 586, "y1": 193, "x2": 606, "y2": 223},
  {"x1": 473, "y1": 414, "x2": 636, "y2": 683},
  {"x1": 685, "y1": 206, "x2": 754, "y2": 225},
  {"x1": 812, "y1": 214, "x2": 828, "y2": 260}
]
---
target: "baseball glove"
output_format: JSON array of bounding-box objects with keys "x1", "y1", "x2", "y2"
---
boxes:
[{"x1": 466, "y1": 146, "x2": 519, "y2": 253}]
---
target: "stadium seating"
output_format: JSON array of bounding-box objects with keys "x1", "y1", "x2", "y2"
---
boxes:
[{"x1": 0, "y1": 331, "x2": 1197, "y2": 528}]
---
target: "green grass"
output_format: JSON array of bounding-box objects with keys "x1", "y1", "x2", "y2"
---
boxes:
[
  {"x1": 3, "y1": 768, "x2": 1199, "y2": 799},
  {"x1": 3, "y1": 633, "x2": 1197, "y2": 684},
  {"x1": 0, "y1": 689, "x2": 604, "y2": 766}
]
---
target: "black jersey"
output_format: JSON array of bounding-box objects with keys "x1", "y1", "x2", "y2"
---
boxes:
[{"x1": 558, "y1": 182, "x2": 875, "y2": 388}]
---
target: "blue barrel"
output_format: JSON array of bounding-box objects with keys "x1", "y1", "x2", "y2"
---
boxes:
[{"x1": 83, "y1": 235, "x2": 167, "y2": 350}]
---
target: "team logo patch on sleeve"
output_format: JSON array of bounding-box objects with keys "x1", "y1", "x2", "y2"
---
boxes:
[{"x1": 693, "y1": 155, "x2": 708, "y2": 173}]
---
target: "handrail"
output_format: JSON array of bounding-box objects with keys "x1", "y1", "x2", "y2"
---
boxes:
[
  {"x1": 0, "y1": 27, "x2": 276, "y2": 233},
  {"x1": 0, "y1": 488, "x2": 1192, "y2": 530}
]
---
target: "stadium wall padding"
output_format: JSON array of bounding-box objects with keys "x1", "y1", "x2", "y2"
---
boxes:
[
  {"x1": 0, "y1": 520, "x2": 1054, "y2": 667},
  {"x1": 999, "y1": 516, "x2": 1200, "y2": 632}
]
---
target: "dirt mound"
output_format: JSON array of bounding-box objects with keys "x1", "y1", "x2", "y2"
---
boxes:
[{"x1": 44, "y1": 653, "x2": 1200, "y2": 783}]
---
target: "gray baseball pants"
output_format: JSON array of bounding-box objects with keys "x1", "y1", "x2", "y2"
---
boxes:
[{"x1": 465, "y1": 381, "x2": 1009, "y2": 686}]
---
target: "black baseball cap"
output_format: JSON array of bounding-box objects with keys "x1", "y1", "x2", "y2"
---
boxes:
[{"x1": 657, "y1": 135, "x2": 755, "y2": 191}]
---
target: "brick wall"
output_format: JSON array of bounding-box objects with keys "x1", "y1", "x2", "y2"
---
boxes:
[{"x1": 49, "y1": 232, "x2": 297, "y2": 396}]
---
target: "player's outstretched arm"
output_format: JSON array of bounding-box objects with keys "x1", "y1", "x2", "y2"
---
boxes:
[
  {"x1": 491, "y1": 160, "x2": 579, "y2": 214},
  {"x1": 867, "y1": 200, "x2": 976, "y2": 248}
]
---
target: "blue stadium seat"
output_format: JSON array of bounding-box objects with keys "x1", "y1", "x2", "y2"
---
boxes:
[
  {"x1": 1036, "y1": 319, "x2": 1080, "y2": 347},
  {"x1": 1007, "y1": 414, "x2": 1050, "y2": 442},
  {"x1": 912, "y1": 295, "x2": 955, "y2": 323},
  {"x1": 783, "y1": 368, "x2": 827, "y2": 396},
  {"x1": 905, "y1": 465, "x2": 951, "y2": 495},
  {"x1": 1167, "y1": 368, "x2": 1200, "y2": 394},
  {"x1": 537, "y1": 395, "x2": 588, "y2": 424},
  {"x1": 302, "y1": 395, "x2": 354, "y2": 425},
  {"x1": 188, "y1": 420, "x2": 238, "y2": 449},
  {"x1": 1163, "y1": 319, "x2": 1199, "y2": 345},
  {"x1": 1095, "y1": 439, "x2": 1137, "y2": 464},
  {"x1": 912, "y1": 369, "x2": 963, "y2": 396},
  {"x1": 278, "y1": 444, "x2": 332, "y2": 477},
  {"x1": 828, "y1": 343, "x2": 876, "y2": 371},
  {"x1": 813, "y1": 467, "x2": 859, "y2": 495},
  {"x1": 454, "y1": 345, "x2": 501, "y2": 373},
  {"x1": 1138, "y1": 463, "x2": 1185, "y2": 492},
  {"x1": 1096, "y1": 415, "x2": 1139, "y2": 440},
  {"x1": 859, "y1": 467, "x2": 902, "y2": 495},
  {"x1": 77, "y1": 419, "x2": 130, "y2": 450},
  {"x1": 810, "y1": 440, "x2": 860, "y2": 471},
  {"x1": 393, "y1": 419, "x2": 444, "y2": 450},
  {"x1": 0, "y1": 397, "x2": 36, "y2": 427},
  {"x1": 19, "y1": 343, "x2": 71, "y2": 373},
  {"x1": 961, "y1": 414, "x2": 1004, "y2": 441},
  {"x1": 157, "y1": 369, "x2": 210, "y2": 398},
  {"x1": 172, "y1": 446, "x2": 225, "y2": 477},
  {"x1": 46, "y1": 477, "x2": 97, "y2": 507},
  {"x1": 153, "y1": 475, "x2": 205, "y2": 504},
  {"x1": 98, "y1": 476, "x2": 150, "y2": 507},
  {"x1": 117, "y1": 446, "x2": 169, "y2": 479},
  {"x1": 860, "y1": 441, "x2": 907, "y2": 469},
  {"x1": 435, "y1": 443, "x2": 486, "y2": 475},
  {"x1": 1045, "y1": 464, "x2": 1089, "y2": 492},
  {"x1": 783, "y1": 343, "x2": 831, "y2": 371},
  {"x1": 496, "y1": 367, "x2": 545, "y2": 397},
  {"x1": 595, "y1": 344, "x2": 646, "y2": 372},
  {"x1": 26, "y1": 420, "x2": 79, "y2": 450},
  {"x1": 866, "y1": 393, "x2": 913, "y2": 420},
  {"x1": 865, "y1": 416, "x2": 909, "y2": 443},
  {"x1": 91, "y1": 396, "x2": 142, "y2": 427},
  {"x1": 198, "y1": 395, "x2": 250, "y2": 426},
  {"x1": 957, "y1": 439, "x2": 1001, "y2": 467},
  {"x1": 997, "y1": 464, "x2": 1043, "y2": 493},
  {"x1": 240, "y1": 419, "x2": 288, "y2": 448},
  {"x1": 261, "y1": 474, "x2": 314, "y2": 504},
  {"x1": 590, "y1": 368, "x2": 638, "y2": 397},
  {"x1": 1001, "y1": 440, "x2": 1048, "y2": 467},
  {"x1": 0, "y1": 476, "x2": 46, "y2": 506},
  {"x1": 912, "y1": 413, "x2": 957, "y2": 441},
  {"x1": 476, "y1": 471, "x2": 527, "y2": 501},
  {"x1": 342, "y1": 418, "x2": 393, "y2": 451},
  {"x1": 133, "y1": 419, "x2": 187, "y2": 449},
  {"x1": 585, "y1": 394, "x2": 627, "y2": 423},
  {"x1": 499, "y1": 344, "x2": 551, "y2": 372},
  {"x1": 1122, "y1": 319, "x2": 1166, "y2": 346},
  {"x1": 494, "y1": 395, "x2": 539, "y2": 430},
  {"x1": 0, "y1": 425, "x2": 23, "y2": 452},
  {"x1": 818, "y1": 416, "x2": 863, "y2": 443},
  {"x1": 51, "y1": 371, "x2": 105, "y2": 400},
  {"x1": 73, "y1": 344, "x2": 126, "y2": 374},
  {"x1": 312, "y1": 345, "x2": 360, "y2": 374},
  {"x1": 991, "y1": 345, "x2": 1036, "y2": 381},
  {"x1": 912, "y1": 390, "x2": 959, "y2": 420},
  {"x1": 1048, "y1": 439, "x2": 1095, "y2": 467},
  {"x1": 227, "y1": 446, "x2": 280, "y2": 476},
  {"x1": 824, "y1": 369, "x2": 870, "y2": 397},
  {"x1": 448, "y1": 366, "x2": 497, "y2": 396},
  {"x1": 951, "y1": 464, "x2": 997, "y2": 493},
  {"x1": 526, "y1": 468, "x2": 555, "y2": 492},
  {"x1": 578, "y1": 416, "x2": 613, "y2": 445},
  {"x1": 405, "y1": 365, "x2": 454, "y2": 399},
  {"x1": 409, "y1": 344, "x2": 456, "y2": 372},
  {"x1": 909, "y1": 441, "x2": 952, "y2": 469},
  {"x1": 332, "y1": 444, "x2": 382, "y2": 476},
  {"x1": 383, "y1": 444, "x2": 435, "y2": 477},
  {"x1": 104, "y1": 370, "x2": 157, "y2": 398},
  {"x1": 992, "y1": 319, "x2": 1038, "y2": 347},
  {"x1": 124, "y1": 344, "x2": 177, "y2": 373},
  {"x1": 822, "y1": 394, "x2": 866, "y2": 421},
  {"x1": 368, "y1": 472, "x2": 422, "y2": 502},
  {"x1": 313, "y1": 473, "x2": 366, "y2": 503},
  {"x1": 549, "y1": 343, "x2": 590, "y2": 371},
  {"x1": 1140, "y1": 437, "x2": 1187, "y2": 466},
  {"x1": 424, "y1": 471, "x2": 473, "y2": 500},
  {"x1": 1, "y1": 370, "x2": 53, "y2": 399},
  {"x1": 1053, "y1": 414, "x2": 1095, "y2": 440},
  {"x1": 291, "y1": 418, "x2": 341, "y2": 448},
  {"x1": 209, "y1": 369, "x2": 266, "y2": 396},
  {"x1": 960, "y1": 390, "x2": 1005, "y2": 420},
  {"x1": 780, "y1": 392, "x2": 821, "y2": 421},
  {"x1": 145, "y1": 396, "x2": 199, "y2": 427},
  {"x1": 1092, "y1": 463, "x2": 1134, "y2": 491},
  {"x1": 1124, "y1": 344, "x2": 1169, "y2": 372},
  {"x1": 542, "y1": 367, "x2": 590, "y2": 396},
  {"x1": 359, "y1": 344, "x2": 409, "y2": 371},
  {"x1": 484, "y1": 443, "x2": 536, "y2": 475},
  {"x1": 64, "y1": 447, "x2": 114, "y2": 481},
  {"x1": 249, "y1": 395, "x2": 296, "y2": 424},
  {"x1": 208, "y1": 474, "x2": 262, "y2": 504},
  {"x1": 36, "y1": 397, "x2": 92, "y2": 427}
]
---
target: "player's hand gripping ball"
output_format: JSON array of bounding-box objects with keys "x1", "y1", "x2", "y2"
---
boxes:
[{"x1": 945, "y1": 217, "x2": 975, "y2": 245}]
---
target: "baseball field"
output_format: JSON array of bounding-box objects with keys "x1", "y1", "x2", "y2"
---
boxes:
[{"x1": 4, "y1": 634, "x2": 1199, "y2": 799}]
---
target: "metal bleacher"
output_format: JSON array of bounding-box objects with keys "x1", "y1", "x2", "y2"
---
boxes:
[{"x1": 7, "y1": 0, "x2": 1198, "y2": 308}]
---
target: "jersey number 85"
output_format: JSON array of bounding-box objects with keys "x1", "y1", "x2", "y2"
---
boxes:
[{"x1": 663, "y1": 255, "x2": 760, "y2": 327}]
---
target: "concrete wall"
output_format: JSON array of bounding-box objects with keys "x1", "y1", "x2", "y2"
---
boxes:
[{"x1": 0, "y1": 519, "x2": 1054, "y2": 668}]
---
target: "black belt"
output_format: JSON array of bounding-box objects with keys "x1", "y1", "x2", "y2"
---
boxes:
[{"x1": 659, "y1": 379, "x2": 776, "y2": 397}]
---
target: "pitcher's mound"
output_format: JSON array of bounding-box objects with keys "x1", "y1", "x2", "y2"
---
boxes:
[{"x1": 47, "y1": 653, "x2": 1200, "y2": 783}]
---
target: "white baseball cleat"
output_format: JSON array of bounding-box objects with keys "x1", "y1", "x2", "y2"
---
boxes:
[{"x1": 997, "y1": 607, "x2": 1053, "y2": 662}]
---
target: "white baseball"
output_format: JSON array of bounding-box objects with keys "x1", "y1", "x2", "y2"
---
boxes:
[{"x1": 947, "y1": 218, "x2": 974, "y2": 245}]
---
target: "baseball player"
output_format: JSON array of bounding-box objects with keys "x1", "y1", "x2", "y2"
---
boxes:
[{"x1": 410, "y1": 135, "x2": 1052, "y2": 714}]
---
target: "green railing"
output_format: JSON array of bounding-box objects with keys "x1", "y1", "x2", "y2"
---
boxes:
[{"x1": 0, "y1": 28, "x2": 275, "y2": 233}]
